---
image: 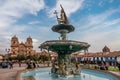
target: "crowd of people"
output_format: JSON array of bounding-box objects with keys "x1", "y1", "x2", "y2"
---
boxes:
[
  {"x1": 0, "y1": 60, "x2": 23, "y2": 69},
  {"x1": 0, "y1": 59, "x2": 52, "y2": 70},
  {"x1": 0, "y1": 59, "x2": 39, "y2": 69},
  {"x1": 26, "y1": 60, "x2": 37, "y2": 69},
  {"x1": 0, "y1": 59, "x2": 120, "y2": 73},
  {"x1": 94, "y1": 62, "x2": 120, "y2": 71},
  {"x1": 0, "y1": 60, "x2": 13, "y2": 69},
  {"x1": 94, "y1": 64, "x2": 109, "y2": 70}
]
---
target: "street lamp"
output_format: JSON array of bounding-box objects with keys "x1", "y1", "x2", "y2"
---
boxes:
[
  {"x1": 5, "y1": 48, "x2": 10, "y2": 54},
  {"x1": 4, "y1": 48, "x2": 10, "y2": 60}
]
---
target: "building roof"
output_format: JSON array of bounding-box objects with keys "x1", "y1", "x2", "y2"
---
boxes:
[{"x1": 74, "y1": 51, "x2": 120, "y2": 58}]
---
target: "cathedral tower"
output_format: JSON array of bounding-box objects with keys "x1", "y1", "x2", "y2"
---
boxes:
[
  {"x1": 25, "y1": 36, "x2": 33, "y2": 54},
  {"x1": 11, "y1": 35, "x2": 19, "y2": 54}
]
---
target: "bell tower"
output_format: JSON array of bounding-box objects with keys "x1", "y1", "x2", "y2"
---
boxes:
[
  {"x1": 11, "y1": 35, "x2": 19, "y2": 54},
  {"x1": 102, "y1": 45, "x2": 110, "y2": 54},
  {"x1": 25, "y1": 36, "x2": 33, "y2": 54},
  {"x1": 26, "y1": 36, "x2": 33, "y2": 47}
]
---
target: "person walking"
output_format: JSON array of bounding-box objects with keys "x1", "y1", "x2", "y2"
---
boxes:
[
  {"x1": 117, "y1": 63, "x2": 120, "y2": 71},
  {"x1": 18, "y1": 61, "x2": 22, "y2": 67},
  {"x1": 9, "y1": 61, "x2": 13, "y2": 69}
]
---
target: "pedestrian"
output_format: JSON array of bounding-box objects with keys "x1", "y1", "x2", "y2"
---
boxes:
[
  {"x1": 33, "y1": 61, "x2": 36, "y2": 68},
  {"x1": 117, "y1": 63, "x2": 120, "y2": 71},
  {"x1": 18, "y1": 61, "x2": 22, "y2": 67},
  {"x1": 9, "y1": 61, "x2": 13, "y2": 69}
]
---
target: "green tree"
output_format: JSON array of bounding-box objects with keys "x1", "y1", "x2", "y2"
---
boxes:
[
  {"x1": 26, "y1": 55, "x2": 38, "y2": 61},
  {"x1": 39, "y1": 55, "x2": 50, "y2": 62},
  {"x1": 16, "y1": 55, "x2": 26, "y2": 61},
  {"x1": 8, "y1": 56, "x2": 16, "y2": 61}
]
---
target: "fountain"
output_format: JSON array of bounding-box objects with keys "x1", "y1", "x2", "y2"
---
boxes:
[
  {"x1": 39, "y1": 5, "x2": 90, "y2": 77},
  {"x1": 21, "y1": 5, "x2": 118, "y2": 80}
]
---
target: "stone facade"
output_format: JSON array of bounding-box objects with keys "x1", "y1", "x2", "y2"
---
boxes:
[
  {"x1": 0, "y1": 54, "x2": 3, "y2": 61},
  {"x1": 11, "y1": 35, "x2": 36, "y2": 56}
]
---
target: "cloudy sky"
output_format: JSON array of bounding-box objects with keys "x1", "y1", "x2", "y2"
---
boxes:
[{"x1": 0, "y1": 0, "x2": 120, "y2": 54}]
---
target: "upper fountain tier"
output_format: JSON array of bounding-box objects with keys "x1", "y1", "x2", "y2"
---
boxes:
[
  {"x1": 52, "y1": 5, "x2": 75, "y2": 40},
  {"x1": 39, "y1": 5, "x2": 90, "y2": 53},
  {"x1": 52, "y1": 24, "x2": 74, "y2": 34}
]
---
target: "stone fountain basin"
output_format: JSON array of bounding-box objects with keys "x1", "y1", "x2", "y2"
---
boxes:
[{"x1": 39, "y1": 40, "x2": 90, "y2": 53}]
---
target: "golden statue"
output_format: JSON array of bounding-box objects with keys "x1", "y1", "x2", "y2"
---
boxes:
[{"x1": 54, "y1": 5, "x2": 69, "y2": 24}]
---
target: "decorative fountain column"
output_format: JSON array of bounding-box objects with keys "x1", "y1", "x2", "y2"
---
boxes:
[{"x1": 39, "y1": 5, "x2": 90, "y2": 77}]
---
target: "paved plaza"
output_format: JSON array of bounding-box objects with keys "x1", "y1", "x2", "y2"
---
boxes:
[{"x1": 0, "y1": 64, "x2": 26, "y2": 80}]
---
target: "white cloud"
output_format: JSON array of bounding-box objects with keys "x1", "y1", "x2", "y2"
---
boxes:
[
  {"x1": 0, "y1": 0, "x2": 119, "y2": 54},
  {"x1": 0, "y1": 0, "x2": 45, "y2": 29},
  {"x1": 98, "y1": 0, "x2": 104, "y2": 7},
  {"x1": 47, "y1": 0, "x2": 84, "y2": 18},
  {"x1": 0, "y1": 25, "x2": 26, "y2": 38},
  {"x1": 33, "y1": 38, "x2": 39, "y2": 43},
  {"x1": 69, "y1": 8, "x2": 120, "y2": 52},
  {"x1": 0, "y1": 0, "x2": 45, "y2": 53},
  {"x1": 78, "y1": 8, "x2": 119, "y2": 31},
  {"x1": 32, "y1": 38, "x2": 39, "y2": 52},
  {"x1": 28, "y1": 20, "x2": 40, "y2": 25},
  {"x1": 109, "y1": 0, "x2": 114, "y2": 3},
  {"x1": 103, "y1": 18, "x2": 120, "y2": 27},
  {"x1": 109, "y1": 40, "x2": 120, "y2": 51}
]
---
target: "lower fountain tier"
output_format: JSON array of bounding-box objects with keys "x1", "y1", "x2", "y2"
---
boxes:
[
  {"x1": 39, "y1": 40, "x2": 90, "y2": 53},
  {"x1": 39, "y1": 40, "x2": 90, "y2": 76}
]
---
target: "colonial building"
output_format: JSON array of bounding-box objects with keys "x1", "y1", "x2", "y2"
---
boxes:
[
  {"x1": 10, "y1": 35, "x2": 36, "y2": 56},
  {"x1": 72, "y1": 46, "x2": 120, "y2": 66}
]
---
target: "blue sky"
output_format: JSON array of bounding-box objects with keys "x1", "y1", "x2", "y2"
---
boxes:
[{"x1": 0, "y1": 0, "x2": 120, "y2": 54}]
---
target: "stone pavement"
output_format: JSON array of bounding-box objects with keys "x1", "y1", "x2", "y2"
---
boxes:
[
  {"x1": 0, "y1": 64, "x2": 26, "y2": 80},
  {"x1": 109, "y1": 71, "x2": 120, "y2": 77}
]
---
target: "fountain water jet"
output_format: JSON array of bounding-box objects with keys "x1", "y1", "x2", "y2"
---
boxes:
[{"x1": 39, "y1": 5, "x2": 90, "y2": 77}]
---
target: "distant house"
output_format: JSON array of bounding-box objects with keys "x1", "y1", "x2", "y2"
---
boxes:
[{"x1": 72, "y1": 46, "x2": 120, "y2": 66}]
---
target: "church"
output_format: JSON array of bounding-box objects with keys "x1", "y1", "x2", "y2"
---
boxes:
[{"x1": 10, "y1": 35, "x2": 36, "y2": 56}]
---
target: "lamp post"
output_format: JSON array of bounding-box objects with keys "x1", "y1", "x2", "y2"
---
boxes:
[
  {"x1": 5, "y1": 48, "x2": 10, "y2": 54},
  {"x1": 5, "y1": 48, "x2": 10, "y2": 60}
]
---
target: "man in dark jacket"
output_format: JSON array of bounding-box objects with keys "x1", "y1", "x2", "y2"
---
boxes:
[{"x1": 118, "y1": 63, "x2": 120, "y2": 71}]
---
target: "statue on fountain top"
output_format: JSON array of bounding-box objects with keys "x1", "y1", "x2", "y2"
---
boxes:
[{"x1": 54, "y1": 5, "x2": 69, "y2": 24}]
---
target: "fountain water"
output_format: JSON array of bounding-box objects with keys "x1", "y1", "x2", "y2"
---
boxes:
[{"x1": 39, "y1": 5, "x2": 90, "y2": 77}]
